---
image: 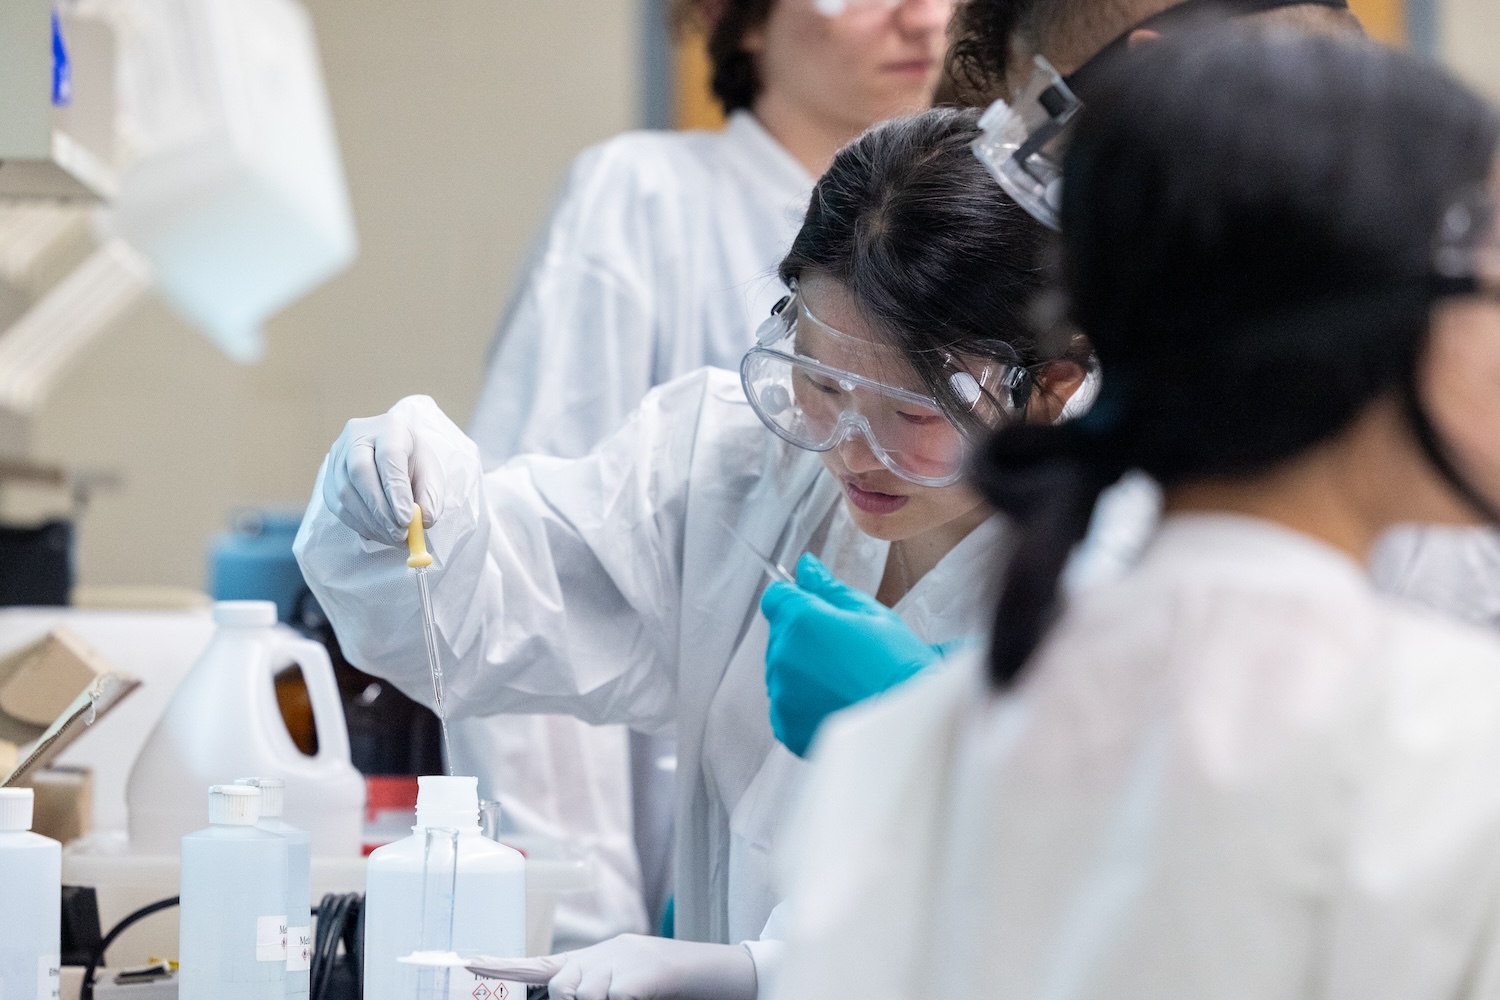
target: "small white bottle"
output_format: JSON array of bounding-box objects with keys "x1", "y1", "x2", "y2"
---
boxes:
[
  {"x1": 179, "y1": 785, "x2": 289, "y2": 1000},
  {"x1": 237, "y1": 778, "x2": 311, "y2": 1000},
  {"x1": 0, "y1": 788, "x2": 61, "y2": 1000},
  {"x1": 364, "y1": 776, "x2": 526, "y2": 1000}
]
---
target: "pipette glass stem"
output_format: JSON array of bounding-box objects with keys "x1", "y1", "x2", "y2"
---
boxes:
[
  {"x1": 717, "y1": 518, "x2": 796, "y2": 585},
  {"x1": 414, "y1": 566, "x2": 452, "y2": 770}
]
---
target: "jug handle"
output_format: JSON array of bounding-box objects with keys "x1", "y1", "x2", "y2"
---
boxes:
[{"x1": 278, "y1": 636, "x2": 352, "y2": 764}]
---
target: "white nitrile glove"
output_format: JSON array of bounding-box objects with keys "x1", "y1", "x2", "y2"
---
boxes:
[
  {"x1": 322, "y1": 396, "x2": 450, "y2": 545},
  {"x1": 466, "y1": 935, "x2": 758, "y2": 1000}
]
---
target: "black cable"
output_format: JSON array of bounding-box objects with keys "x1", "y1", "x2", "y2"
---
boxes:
[
  {"x1": 311, "y1": 892, "x2": 363, "y2": 1000},
  {"x1": 80, "y1": 896, "x2": 180, "y2": 1000},
  {"x1": 80, "y1": 892, "x2": 369, "y2": 1000}
]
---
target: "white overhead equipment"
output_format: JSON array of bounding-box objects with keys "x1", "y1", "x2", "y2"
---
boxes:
[
  {"x1": 0, "y1": 0, "x2": 358, "y2": 410},
  {"x1": 0, "y1": 0, "x2": 119, "y2": 200}
]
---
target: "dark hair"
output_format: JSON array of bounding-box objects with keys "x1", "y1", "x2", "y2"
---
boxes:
[
  {"x1": 673, "y1": 0, "x2": 776, "y2": 114},
  {"x1": 778, "y1": 107, "x2": 1059, "y2": 426},
  {"x1": 974, "y1": 27, "x2": 1500, "y2": 688}
]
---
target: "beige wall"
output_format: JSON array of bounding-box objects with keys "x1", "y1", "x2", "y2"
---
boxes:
[
  {"x1": 24, "y1": 1, "x2": 643, "y2": 588},
  {"x1": 1441, "y1": 0, "x2": 1500, "y2": 102},
  {"x1": 20, "y1": 0, "x2": 1500, "y2": 590}
]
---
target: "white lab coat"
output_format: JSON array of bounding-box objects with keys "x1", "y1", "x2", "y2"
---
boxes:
[
  {"x1": 469, "y1": 110, "x2": 813, "y2": 465},
  {"x1": 1372, "y1": 525, "x2": 1500, "y2": 631},
  {"x1": 773, "y1": 514, "x2": 1500, "y2": 1000},
  {"x1": 458, "y1": 110, "x2": 815, "y2": 945},
  {"x1": 293, "y1": 368, "x2": 998, "y2": 959}
]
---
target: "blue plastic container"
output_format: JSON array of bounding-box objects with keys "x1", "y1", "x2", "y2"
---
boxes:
[{"x1": 209, "y1": 511, "x2": 308, "y2": 624}]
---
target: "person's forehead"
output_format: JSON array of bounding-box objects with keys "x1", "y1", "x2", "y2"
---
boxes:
[{"x1": 798, "y1": 274, "x2": 888, "y2": 345}]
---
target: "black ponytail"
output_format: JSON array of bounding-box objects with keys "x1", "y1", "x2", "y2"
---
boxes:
[
  {"x1": 977, "y1": 27, "x2": 1500, "y2": 690},
  {"x1": 973, "y1": 423, "x2": 1126, "y2": 685}
]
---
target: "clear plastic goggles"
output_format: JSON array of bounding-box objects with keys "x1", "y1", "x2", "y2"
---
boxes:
[
  {"x1": 741, "y1": 285, "x2": 1028, "y2": 487},
  {"x1": 1434, "y1": 185, "x2": 1500, "y2": 297},
  {"x1": 971, "y1": 55, "x2": 1083, "y2": 231}
]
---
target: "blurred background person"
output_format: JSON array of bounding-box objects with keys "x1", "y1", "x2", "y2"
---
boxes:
[
  {"x1": 454, "y1": 0, "x2": 954, "y2": 947},
  {"x1": 775, "y1": 27, "x2": 1500, "y2": 998}
]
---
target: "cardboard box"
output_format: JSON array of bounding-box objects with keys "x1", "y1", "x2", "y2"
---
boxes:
[
  {"x1": 29, "y1": 764, "x2": 93, "y2": 842},
  {"x1": 0, "y1": 627, "x2": 138, "y2": 791}
]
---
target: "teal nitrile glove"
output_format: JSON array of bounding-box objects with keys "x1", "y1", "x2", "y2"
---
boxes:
[{"x1": 760, "y1": 553, "x2": 943, "y2": 758}]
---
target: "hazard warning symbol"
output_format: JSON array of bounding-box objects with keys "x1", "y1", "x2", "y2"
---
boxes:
[{"x1": 470, "y1": 983, "x2": 508, "y2": 1000}]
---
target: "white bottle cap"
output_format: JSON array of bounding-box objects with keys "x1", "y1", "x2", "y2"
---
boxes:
[
  {"x1": 208, "y1": 784, "x2": 261, "y2": 825},
  {"x1": 0, "y1": 787, "x2": 34, "y2": 831},
  {"x1": 415, "y1": 775, "x2": 480, "y2": 831},
  {"x1": 213, "y1": 600, "x2": 278, "y2": 628},
  {"x1": 234, "y1": 777, "x2": 285, "y2": 817}
]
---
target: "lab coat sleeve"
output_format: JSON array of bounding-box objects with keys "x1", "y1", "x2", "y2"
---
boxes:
[
  {"x1": 467, "y1": 142, "x2": 664, "y2": 467},
  {"x1": 294, "y1": 379, "x2": 710, "y2": 734}
]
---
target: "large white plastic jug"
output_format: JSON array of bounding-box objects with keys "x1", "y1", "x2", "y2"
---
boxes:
[{"x1": 127, "y1": 601, "x2": 365, "y2": 856}]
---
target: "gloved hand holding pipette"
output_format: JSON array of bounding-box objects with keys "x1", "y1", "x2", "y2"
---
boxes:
[
  {"x1": 760, "y1": 554, "x2": 963, "y2": 758},
  {"x1": 322, "y1": 401, "x2": 452, "y2": 545}
]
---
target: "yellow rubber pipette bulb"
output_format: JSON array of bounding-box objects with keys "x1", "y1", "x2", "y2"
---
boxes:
[{"x1": 406, "y1": 504, "x2": 433, "y2": 568}]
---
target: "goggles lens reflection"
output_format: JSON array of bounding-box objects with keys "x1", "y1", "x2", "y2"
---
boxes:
[
  {"x1": 1435, "y1": 186, "x2": 1500, "y2": 294},
  {"x1": 813, "y1": 0, "x2": 952, "y2": 15}
]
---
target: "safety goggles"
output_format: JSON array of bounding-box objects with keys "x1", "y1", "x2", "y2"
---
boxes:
[
  {"x1": 971, "y1": 0, "x2": 1352, "y2": 229},
  {"x1": 1434, "y1": 185, "x2": 1500, "y2": 299},
  {"x1": 972, "y1": 56, "x2": 1081, "y2": 231},
  {"x1": 741, "y1": 284, "x2": 1029, "y2": 487}
]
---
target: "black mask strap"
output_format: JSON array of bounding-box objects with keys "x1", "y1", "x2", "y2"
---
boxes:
[{"x1": 1401, "y1": 371, "x2": 1500, "y2": 526}]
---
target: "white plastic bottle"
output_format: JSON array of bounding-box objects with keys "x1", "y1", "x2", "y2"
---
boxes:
[
  {"x1": 179, "y1": 785, "x2": 289, "y2": 1000},
  {"x1": 0, "y1": 788, "x2": 61, "y2": 1000},
  {"x1": 364, "y1": 776, "x2": 526, "y2": 1000},
  {"x1": 128, "y1": 600, "x2": 366, "y2": 857},
  {"x1": 237, "y1": 778, "x2": 311, "y2": 1000}
]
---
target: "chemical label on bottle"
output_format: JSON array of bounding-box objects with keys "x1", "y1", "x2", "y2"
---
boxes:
[
  {"x1": 256, "y1": 915, "x2": 289, "y2": 962},
  {"x1": 452, "y1": 968, "x2": 521, "y2": 1000},
  {"x1": 38, "y1": 954, "x2": 61, "y2": 1000},
  {"x1": 287, "y1": 927, "x2": 312, "y2": 972}
]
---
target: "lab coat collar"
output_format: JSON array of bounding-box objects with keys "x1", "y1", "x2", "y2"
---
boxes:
[
  {"x1": 1142, "y1": 513, "x2": 1372, "y2": 599},
  {"x1": 723, "y1": 110, "x2": 816, "y2": 195}
]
